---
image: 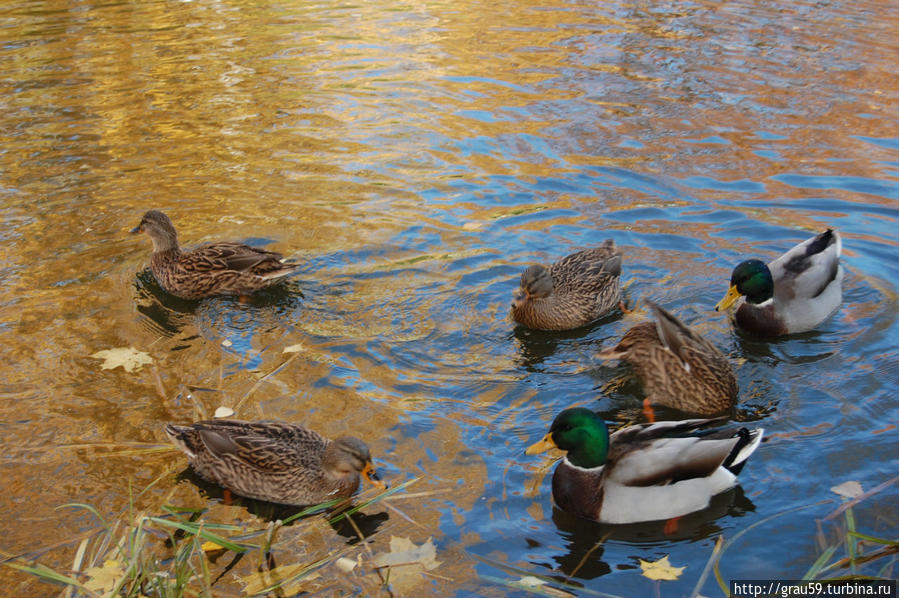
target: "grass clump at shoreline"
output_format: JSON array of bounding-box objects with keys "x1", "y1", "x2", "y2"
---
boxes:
[{"x1": 2, "y1": 476, "x2": 421, "y2": 597}]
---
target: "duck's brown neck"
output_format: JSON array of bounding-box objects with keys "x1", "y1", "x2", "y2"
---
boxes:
[{"x1": 151, "y1": 235, "x2": 180, "y2": 254}]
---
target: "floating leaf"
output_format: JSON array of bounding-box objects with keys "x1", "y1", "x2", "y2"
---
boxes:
[
  {"x1": 91, "y1": 347, "x2": 153, "y2": 372},
  {"x1": 831, "y1": 480, "x2": 863, "y2": 499},
  {"x1": 239, "y1": 563, "x2": 320, "y2": 595},
  {"x1": 373, "y1": 536, "x2": 441, "y2": 571},
  {"x1": 214, "y1": 406, "x2": 235, "y2": 419},
  {"x1": 373, "y1": 536, "x2": 441, "y2": 594},
  {"x1": 283, "y1": 343, "x2": 304, "y2": 354},
  {"x1": 221, "y1": 339, "x2": 233, "y2": 347},
  {"x1": 83, "y1": 559, "x2": 125, "y2": 593},
  {"x1": 640, "y1": 555, "x2": 685, "y2": 581},
  {"x1": 201, "y1": 540, "x2": 228, "y2": 553}
]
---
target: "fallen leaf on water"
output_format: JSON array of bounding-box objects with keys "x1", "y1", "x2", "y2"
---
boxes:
[
  {"x1": 639, "y1": 555, "x2": 685, "y2": 581},
  {"x1": 831, "y1": 480, "x2": 863, "y2": 499},
  {"x1": 83, "y1": 559, "x2": 125, "y2": 593},
  {"x1": 239, "y1": 563, "x2": 320, "y2": 595},
  {"x1": 214, "y1": 406, "x2": 235, "y2": 419},
  {"x1": 283, "y1": 343, "x2": 304, "y2": 354},
  {"x1": 91, "y1": 347, "x2": 153, "y2": 372},
  {"x1": 373, "y1": 536, "x2": 441, "y2": 594},
  {"x1": 515, "y1": 576, "x2": 575, "y2": 597},
  {"x1": 201, "y1": 540, "x2": 228, "y2": 552}
]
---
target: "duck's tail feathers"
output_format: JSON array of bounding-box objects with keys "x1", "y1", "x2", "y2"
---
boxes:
[
  {"x1": 722, "y1": 427, "x2": 764, "y2": 475},
  {"x1": 263, "y1": 263, "x2": 302, "y2": 280}
]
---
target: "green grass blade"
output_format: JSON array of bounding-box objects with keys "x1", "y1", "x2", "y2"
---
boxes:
[
  {"x1": 847, "y1": 531, "x2": 897, "y2": 547},
  {"x1": 3, "y1": 559, "x2": 89, "y2": 591},
  {"x1": 803, "y1": 545, "x2": 838, "y2": 580},
  {"x1": 147, "y1": 517, "x2": 250, "y2": 553}
]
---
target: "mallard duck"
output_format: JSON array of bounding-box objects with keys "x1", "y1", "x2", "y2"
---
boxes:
[
  {"x1": 132, "y1": 210, "x2": 300, "y2": 300},
  {"x1": 715, "y1": 229, "x2": 843, "y2": 336},
  {"x1": 525, "y1": 408, "x2": 763, "y2": 524},
  {"x1": 511, "y1": 240, "x2": 622, "y2": 330},
  {"x1": 165, "y1": 419, "x2": 385, "y2": 506},
  {"x1": 597, "y1": 301, "x2": 737, "y2": 416}
]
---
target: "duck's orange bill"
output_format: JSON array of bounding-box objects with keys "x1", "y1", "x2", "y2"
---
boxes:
[
  {"x1": 525, "y1": 433, "x2": 557, "y2": 455},
  {"x1": 363, "y1": 461, "x2": 387, "y2": 490},
  {"x1": 715, "y1": 285, "x2": 741, "y2": 312}
]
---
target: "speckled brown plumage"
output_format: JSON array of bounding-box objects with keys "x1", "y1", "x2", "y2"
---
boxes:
[
  {"x1": 164, "y1": 419, "x2": 385, "y2": 506},
  {"x1": 598, "y1": 302, "x2": 737, "y2": 416},
  {"x1": 511, "y1": 240, "x2": 622, "y2": 331},
  {"x1": 132, "y1": 210, "x2": 300, "y2": 300}
]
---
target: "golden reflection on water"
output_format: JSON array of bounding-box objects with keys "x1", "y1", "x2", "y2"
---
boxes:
[{"x1": 0, "y1": 0, "x2": 897, "y2": 593}]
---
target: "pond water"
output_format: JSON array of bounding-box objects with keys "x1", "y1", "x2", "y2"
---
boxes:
[{"x1": 0, "y1": 0, "x2": 896, "y2": 595}]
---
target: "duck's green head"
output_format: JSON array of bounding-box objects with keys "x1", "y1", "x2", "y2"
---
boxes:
[
  {"x1": 525, "y1": 408, "x2": 610, "y2": 468},
  {"x1": 715, "y1": 259, "x2": 773, "y2": 310}
]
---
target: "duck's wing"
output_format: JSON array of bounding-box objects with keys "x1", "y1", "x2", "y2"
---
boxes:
[
  {"x1": 187, "y1": 242, "x2": 288, "y2": 273},
  {"x1": 647, "y1": 301, "x2": 707, "y2": 372},
  {"x1": 176, "y1": 420, "x2": 326, "y2": 473},
  {"x1": 768, "y1": 229, "x2": 841, "y2": 301},
  {"x1": 606, "y1": 419, "x2": 743, "y2": 486},
  {"x1": 551, "y1": 240, "x2": 622, "y2": 291}
]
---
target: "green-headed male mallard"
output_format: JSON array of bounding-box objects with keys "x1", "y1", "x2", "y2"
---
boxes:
[
  {"x1": 511, "y1": 240, "x2": 622, "y2": 331},
  {"x1": 597, "y1": 301, "x2": 737, "y2": 417},
  {"x1": 525, "y1": 408, "x2": 763, "y2": 524},
  {"x1": 715, "y1": 229, "x2": 843, "y2": 336},
  {"x1": 165, "y1": 419, "x2": 385, "y2": 506},
  {"x1": 132, "y1": 210, "x2": 300, "y2": 300}
]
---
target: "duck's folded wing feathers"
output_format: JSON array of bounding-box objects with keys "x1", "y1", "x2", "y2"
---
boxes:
[
  {"x1": 769, "y1": 229, "x2": 841, "y2": 300},
  {"x1": 192, "y1": 243, "x2": 285, "y2": 272},
  {"x1": 196, "y1": 421, "x2": 324, "y2": 472}
]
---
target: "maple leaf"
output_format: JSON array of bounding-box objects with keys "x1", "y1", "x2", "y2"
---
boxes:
[
  {"x1": 831, "y1": 480, "x2": 863, "y2": 499},
  {"x1": 639, "y1": 555, "x2": 685, "y2": 581},
  {"x1": 91, "y1": 347, "x2": 153, "y2": 372},
  {"x1": 372, "y1": 536, "x2": 441, "y2": 594},
  {"x1": 83, "y1": 559, "x2": 125, "y2": 594}
]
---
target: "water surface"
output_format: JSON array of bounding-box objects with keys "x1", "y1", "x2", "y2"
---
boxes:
[{"x1": 0, "y1": 0, "x2": 896, "y2": 595}]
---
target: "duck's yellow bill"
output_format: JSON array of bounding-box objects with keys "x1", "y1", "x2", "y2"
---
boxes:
[
  {"x1": 715, "y1": 285, "x2": 741, "y2": 312},
  {"x1": 525, "y1": 433, "x2": 557, "y2": 455},
  {"x1": 363, "y1": 461, "x2": 387, "y2": 490}
]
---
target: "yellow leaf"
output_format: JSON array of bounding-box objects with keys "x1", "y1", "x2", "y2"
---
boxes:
[
  {"x1": 83, "y1": 559, "x2": 125, "y2": 593},
  {"x1": 372, "y1": 536, "x2": 442, "y2": 594},
  {"x1": 239, "y1": 563, "x2": 319, "y2": 595},
  {"x1": 201, "y1": 540, "x2": 228, "y2": 552},
  {"x1": 831, "y1": 480, "x2": 863, "y2": 499},
  {"x1": 283, "y1": 343, "x2": 304, "y2": 353},
  {"x1": 91, "y1": 347, "x2": 153, "y2": 373},
  {"x1": 639, "y1": 555, "x2": 685, "y2": 581}
]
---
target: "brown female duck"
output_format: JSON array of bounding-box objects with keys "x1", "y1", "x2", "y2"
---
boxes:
[
  {"x1": 165, "y1": 419, "x2": 385, "y2": 506},
  {"x1": 511, "y1": 240, "x2": 622, "y2": 330},
  {"x1": 132, "y1": 210, "x2": 300, "y2": 300},
  {"x1": 597, "y1": 301, "x2": 737, "y2": 417}
]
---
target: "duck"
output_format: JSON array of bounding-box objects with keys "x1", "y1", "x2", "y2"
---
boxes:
[
  {"x1": 525, "y1": 408, "x2": 763, "y2": 524},
  {"x1": 165, "y1": 419, "x2": 386, "y2": 506},
  {"x1": 132, "y1": 210, "x2": 300, "y2": 300},
  {"x1": 715, "y1": 229, "x2": 843, "y2": 336},
  {"x1": 511, "y1": 240, "x2": 622, "y2": 331},
  {"x1": 597, "y1": 301, "x2": 737, "y2": 417}
]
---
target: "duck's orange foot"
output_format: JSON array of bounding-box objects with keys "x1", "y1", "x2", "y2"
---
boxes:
[
  {"x1": 642, "y1": 398, "x2": 656, "y2": 423},
  {"x1": 663, "y1": 516, "x2": 682, "y2": 535},
  {"x1": 223, "y1": 488, "x2": 233, "y2": 506},
  {"x1": 619, "y1": 299, "x2": 632, "y2": 314}
]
